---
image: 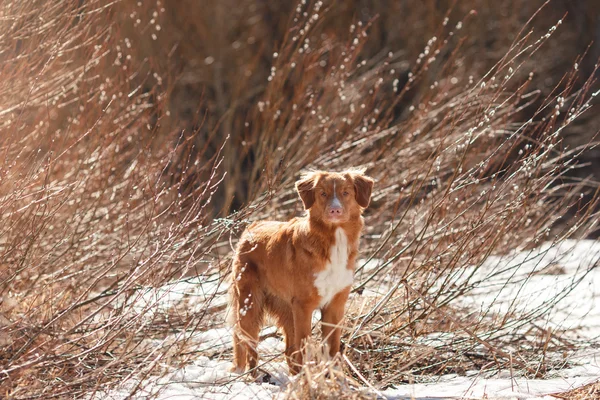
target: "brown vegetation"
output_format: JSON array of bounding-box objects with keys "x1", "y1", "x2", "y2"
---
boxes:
[
  {"x1": 554, "y1": 380, "x2": 600, "y2": 400},
  {"x1": 0, "y1": 0, "x2": 599, "y2": 398}
]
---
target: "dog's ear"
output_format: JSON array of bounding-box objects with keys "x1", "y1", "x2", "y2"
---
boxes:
[
  {"x1": 295, "y1": 174, "x2": 316, "y2": 210},
  {"x1": 352, "y1": 173, "x2": 374, "y2": 208}
]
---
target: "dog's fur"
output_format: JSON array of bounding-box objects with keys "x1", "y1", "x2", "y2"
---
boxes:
[{"x1": 229, "y1": 169, "x2": 374, "y2": 374}]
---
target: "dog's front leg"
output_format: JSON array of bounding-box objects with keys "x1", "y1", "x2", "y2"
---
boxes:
[
  {"x1": 321, "y1": 287, "x2": 350, "y2": 357},
  {"x1": 290, "y1": 298, "x2": 317, "y2": 374}
]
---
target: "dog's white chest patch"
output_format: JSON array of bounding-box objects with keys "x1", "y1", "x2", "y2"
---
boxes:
[{"x1": 314, "y1": 228, "x2": 353, "y2": 307}]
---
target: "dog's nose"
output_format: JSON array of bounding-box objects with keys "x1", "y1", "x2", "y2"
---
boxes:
[{"x1": 328, "y1": 207, "x2": 342, "y2": 215}]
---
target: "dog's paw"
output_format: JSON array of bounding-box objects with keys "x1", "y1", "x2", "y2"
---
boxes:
[{"x1": 229, "y1": 365, "x2": 244, "y2": 374}]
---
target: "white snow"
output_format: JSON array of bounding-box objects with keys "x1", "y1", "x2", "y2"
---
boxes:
[
  {"x1": 382, "y1": 371, "x2": 600, "y2": 399},
  {"x1": 93, "y1": 240, "x2": 600, "y2": 400},
  {"x1": 462, "y1": 240, "x2": 600, "y2": 339},
  {"x1": 122, "y1": 274, "x2": 228, "y2": 320}
]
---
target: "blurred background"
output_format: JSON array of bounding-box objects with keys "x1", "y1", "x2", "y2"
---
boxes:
[{"x1": 110, "y1": 0, "x2": 600, "y2": 215}]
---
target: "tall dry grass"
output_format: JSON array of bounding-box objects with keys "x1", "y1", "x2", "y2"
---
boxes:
[
  {"x1": 0, "y1": 1, "x2": 241, "y2": 397},
  {"x1": 0, "y1": 0, "x2": 598, "y2": 399}
]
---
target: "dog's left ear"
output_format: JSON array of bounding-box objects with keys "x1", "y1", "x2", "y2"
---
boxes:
[
  {"x1": 352, "y1": 173, "x2": 374, "y2": 208},
  {"x1": 295, "y1": 174, "x2": 316, "y2": 209}
]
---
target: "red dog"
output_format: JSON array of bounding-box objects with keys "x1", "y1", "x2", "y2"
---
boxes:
[{"x1": 229, "y1": 169, "x2": 373, "y2": 374}]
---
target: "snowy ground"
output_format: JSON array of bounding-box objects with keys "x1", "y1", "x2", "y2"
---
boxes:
[{"x1": 95, "y1": 240, "x2": 600, "y2": 399}]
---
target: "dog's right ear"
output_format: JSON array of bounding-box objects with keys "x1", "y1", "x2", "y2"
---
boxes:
[{"x1": 295, "y1": 174, "x2": 316, "y2": 210}]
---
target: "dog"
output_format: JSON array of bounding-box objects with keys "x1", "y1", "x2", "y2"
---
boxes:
[{"x1": 229, "y1": 169, "x2": 373, "y2": 375}]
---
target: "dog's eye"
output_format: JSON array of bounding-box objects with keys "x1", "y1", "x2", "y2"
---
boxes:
[{"x1": 320, "y1": 192, "x2": 327, "y2": 197}]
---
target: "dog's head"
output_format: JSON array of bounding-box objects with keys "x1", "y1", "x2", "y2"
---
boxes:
[{"x1": 295, "y1": 169, "x2": 374, "y2": 225}]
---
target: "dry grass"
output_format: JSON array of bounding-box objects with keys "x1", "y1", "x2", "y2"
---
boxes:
[
  {"x1": 284, "y1": 340, "x2": 377, "y2": 400},
  {"x1": 0, "y1": 0, "x2": 599, "y2": 399},
  {"x1": 553, "y1": 380, "x2": 600, "y2": 400},
  {"x1": 0, "y1": 1, "x2": 242, "y2": 397}
]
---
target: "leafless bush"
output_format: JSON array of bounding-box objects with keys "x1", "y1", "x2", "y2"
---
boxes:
[
  {"x1": 239, "y1": 0, "x2": 600, "y2": 391},
  {"x1": 284, "y1": 339, "x2": 376, "y2": 400},
  {"x1": 0, "y1": 1, "x2": 247, "y2": 398},
  {"x1": 554, "y1": 379, "x2": 600, "y2": 400},
  {"x1": 142, "y1": 0, "x2": 600, "y2": 215}
]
